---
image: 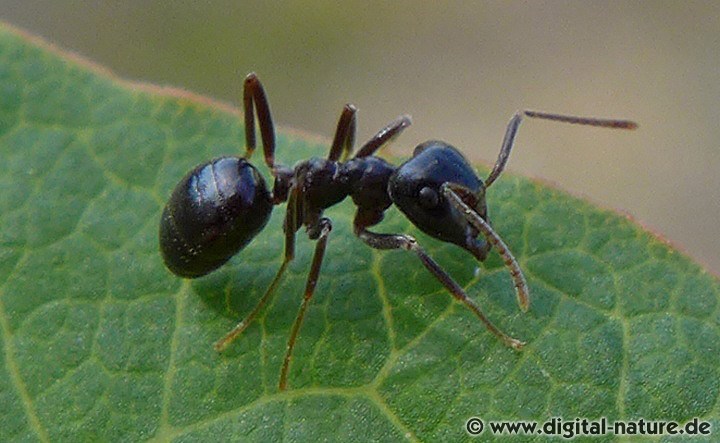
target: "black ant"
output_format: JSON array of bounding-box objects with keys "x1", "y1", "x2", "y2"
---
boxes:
[{"x1": 159, "y1": 73, "x2": 637, "y2": 390}]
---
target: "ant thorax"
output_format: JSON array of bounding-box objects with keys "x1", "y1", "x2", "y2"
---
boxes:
[{"x1": 283, "y1": 156, "x2": 396, "y2": 215}]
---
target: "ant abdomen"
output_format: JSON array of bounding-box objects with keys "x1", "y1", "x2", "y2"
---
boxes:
[{"x1": 159, "y1": 156, "x2": 273, "y2": 278}]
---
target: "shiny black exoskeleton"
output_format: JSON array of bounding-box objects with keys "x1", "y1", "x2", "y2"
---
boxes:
[
  {"x1": 390, "y1": 141, "x2": 489, "y2": 260},
  {"x1": 159, "y1": 73, "x2": 637, "y2": 391},
  {"x1": 160, "y1": 157, "x2": 272, "y2": 277}
]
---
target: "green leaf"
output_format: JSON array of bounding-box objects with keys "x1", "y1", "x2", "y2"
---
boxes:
[{"x1": 1, "y1": 24, "x2": 718, "y2": 442}]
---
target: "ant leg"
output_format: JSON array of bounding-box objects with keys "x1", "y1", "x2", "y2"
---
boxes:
[
  {"x1": 353, "y1": 212, "x2": 524, "y2": 350},
  {"x1": 485, "y1": 110, "x2": 638, "y2": 187},
  {"x1": 243, "y1": 73, "x2": 277, "y2": 169},
  {"x1": 328, "y1": 104, "x2": 357, "y2": 162},
  {"x1": 442, "y1": 183, "x2": 530, "y2": 312},
  {"x1": 279, "y1": 217, "x2": 332, "y2": 391},
  {"x1": 353, "y1": 114, "x2": 412, "y2": 159},
  {"x1": 213, "y1": 185, "x2": 299, "y2": 351}
]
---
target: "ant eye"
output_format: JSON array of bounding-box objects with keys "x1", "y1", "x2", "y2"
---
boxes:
[{"x1": 418, "y1": 186, "x2": 439, "y2": 209}]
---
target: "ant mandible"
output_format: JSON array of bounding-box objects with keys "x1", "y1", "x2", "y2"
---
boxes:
[{"x1": 159, "y1": 73, "x2": 637, "y2": 390}]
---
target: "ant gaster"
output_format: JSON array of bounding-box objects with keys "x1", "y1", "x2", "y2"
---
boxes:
[{"x1": 159, "y1": 73, "x2": 637, "y2": 390}]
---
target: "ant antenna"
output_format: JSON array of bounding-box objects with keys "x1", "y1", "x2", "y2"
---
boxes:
[
  {"x1": 485, "y1": 110, "x2": 638, "y2": 188},
  {"x1": 442, "y1": 183, "x2": 530, "y2": 312}
]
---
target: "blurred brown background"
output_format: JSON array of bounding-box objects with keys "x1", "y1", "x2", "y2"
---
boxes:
[{"x1": 2, "y1": 1, "x2": 718, "y2": 274}]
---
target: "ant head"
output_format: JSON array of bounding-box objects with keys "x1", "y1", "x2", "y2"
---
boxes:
[{"x1": 389, "y1": 141, "x2": 488, "y2": 255}]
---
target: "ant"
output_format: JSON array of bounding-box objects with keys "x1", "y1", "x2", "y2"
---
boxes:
[{"x1": 159, "y1": 73, "x2": 637, "y2": 390}]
